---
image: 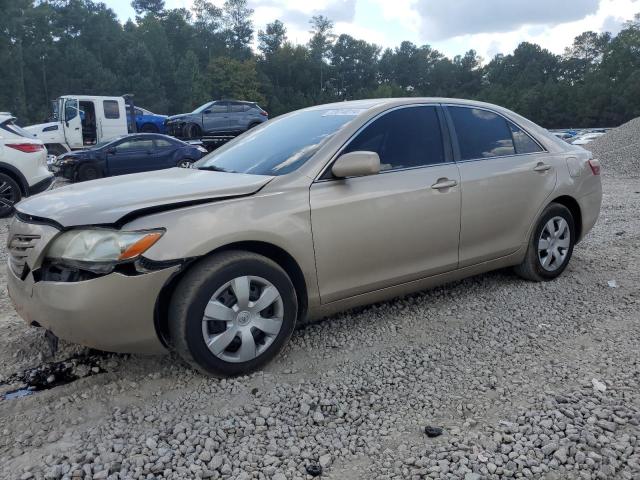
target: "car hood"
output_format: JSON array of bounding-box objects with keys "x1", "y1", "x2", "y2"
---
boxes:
[
  {"x1": 166, "y1": 113, "x2": 191, "y2": 122},
  {"x1": 16, "y1": 167, "x2": 273, "y2": 227}
]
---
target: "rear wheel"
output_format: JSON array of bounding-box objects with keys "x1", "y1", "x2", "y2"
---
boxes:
[
  {"x1": 76, "y1": 164, "x2": 102, "y2": 182},
  {"x1": 514, "y1": 203, "x2": 575, "y2": 281},
  {"x1": 0, "y1": 173, "x2": 22, "y2": 218},
  {"x1": 168, "y1": 251, "x2": 297, "y2": 377}
]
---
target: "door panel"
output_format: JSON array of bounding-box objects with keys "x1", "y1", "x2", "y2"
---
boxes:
[
  {"x1": 202, "y1": 103, "x2": 229, "y2": 133},
  {"x1": 310, "y1": 165, "x2": 461, "y2": 304},
  {"x1": 457, "y1": 155, "x2": 557, "y2": 266},
  {"x1": 63, "y1": 99, "x2": 83, "y2": 149},
  {"x1": 445, "y1": 105, "x2": 557, "y2": 267},
  {"x1": 99, "y1": 98, "x2": 127, "y2": 142},
  {"x1": 106, "y1": 138, "x2": 156, "y2": 176}
]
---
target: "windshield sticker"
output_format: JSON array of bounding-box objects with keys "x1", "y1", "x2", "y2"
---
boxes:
[{"x1": 321, "y1": 109, "x2": 367, "y2": 116}]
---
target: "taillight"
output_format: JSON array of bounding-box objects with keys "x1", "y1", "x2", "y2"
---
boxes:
[
  {"x1": 260, "y1": 110, "x2": 268, "y2": 116},
  {"x1": 588, "y1": 159, "x2": 601, "y2": 175},
  {"x1": 7, "y1": 143, "x2": 44, "y2": 153}
]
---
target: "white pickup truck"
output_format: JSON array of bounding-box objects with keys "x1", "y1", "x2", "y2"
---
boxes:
[{"x1": 25, "y1": 95, "x2": 131, "y2": 156}]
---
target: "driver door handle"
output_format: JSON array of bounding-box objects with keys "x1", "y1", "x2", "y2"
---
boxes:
[
  {"x1": 431, "y1": 179, "x2": 458, "y2": 190},
  {"x1": 533, "y1": 162, "x2": 552, "y2": 172}
]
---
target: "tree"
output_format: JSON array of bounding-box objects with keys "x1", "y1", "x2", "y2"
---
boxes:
[
  {"x1": 204, "y1": 57, "x2": 264, "y2": 103},
  {"x1": 258, "y1": 20, "x2": 286, "y2": 58},
  {"x1": 307, "y1": 15, "x2": 336, "y2": 93},
  {"x1": 131, "y1": 0, "x2": 165, "y2": 16},
  {"x1": 223, "y1": 0, "x2": 253, "y2": 59}
]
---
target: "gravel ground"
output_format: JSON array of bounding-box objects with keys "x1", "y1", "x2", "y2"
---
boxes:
[
  {"x1": 587, "y1": 117, "x2": 640, "y2": 178},
  {"x1": 0, "y1": 170, "x2": 639, "y2": 480}
]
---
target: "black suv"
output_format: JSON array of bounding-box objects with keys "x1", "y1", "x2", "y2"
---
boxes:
[{"x1": 165, "y1": 100, "x2": 268, "y2": 139}]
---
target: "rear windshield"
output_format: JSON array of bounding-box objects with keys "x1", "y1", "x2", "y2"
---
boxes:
[
  {"x1": 195, "y1": 108, "x2": 365, "y2": 176},
  {"x1": 1, "y1": 120, "x2": 34, "y2": 138}
]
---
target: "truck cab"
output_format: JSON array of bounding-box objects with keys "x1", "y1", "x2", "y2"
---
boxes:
[{"x1": 25, "y1": 95, "x2": 130, "y2": 157}]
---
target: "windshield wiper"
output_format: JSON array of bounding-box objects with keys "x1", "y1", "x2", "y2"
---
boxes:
[{"x1": 198, "y1": 165, "x2": 236, "y2": 173}]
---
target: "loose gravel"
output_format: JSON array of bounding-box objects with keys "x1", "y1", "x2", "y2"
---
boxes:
[
  {"x1": 0, "y1": 172, "x2": 638, "y2": 479},
  {"x1": 587, "y1": 116, "x2": 640, "y2": 178}
]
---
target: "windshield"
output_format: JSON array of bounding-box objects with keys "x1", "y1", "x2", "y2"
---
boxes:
[
  {"x1": 194, "y1": 108, "x2": 365, "y2": 176},
  {"x1": 192, "y1": 102, "x2": 214, "y2": 114}
]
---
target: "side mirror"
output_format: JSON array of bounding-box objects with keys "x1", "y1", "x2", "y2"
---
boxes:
[
  {"x1": 203, "y1": 109, "x2": 212, "y2": 114},
  {"x1": 331, "y1": 151, "x2": 380, "y2": 178},
  {"x1": 107, "y1": 147, "x2": 116, "y2": 154}
]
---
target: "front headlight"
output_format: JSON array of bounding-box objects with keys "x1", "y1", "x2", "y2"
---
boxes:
[{"x1": 46, "y1": 229, "x2": 164, "y2": 264}]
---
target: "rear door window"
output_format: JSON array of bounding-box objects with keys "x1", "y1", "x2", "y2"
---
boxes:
[
  {"x1": 116, "y1": 139, "x2": 154, "y2": 152},
  {"x1": 509, "y1": 123, "x2": 543, "y2": 154},
  {"x1": 230, "y1": 103, "x2": 247, "y2": 113},
  {"x1": 210, "y1": 103, "x2": 228, "y2": 114},
  {"x1": 154, "y1": 138, "x2": 174, "y2": 148},
  {"x1": 103, "y1": 100, "x2": 120, "y2": 119},
  {"x1": 342, "y1": 105, "x2": 445, "y2": 172},
  {"x1": 448, "y1": 106, "x2": 515, "y2": 160}
]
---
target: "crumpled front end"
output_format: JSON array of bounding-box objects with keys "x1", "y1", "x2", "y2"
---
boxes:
[{"x1": 6, "y1": 217, "x2": 176, "y2": 354}]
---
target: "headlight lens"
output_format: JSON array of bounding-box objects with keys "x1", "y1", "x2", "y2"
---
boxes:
[{"x1": 46, "y1": 229, "x2": 164, "y2": 263}]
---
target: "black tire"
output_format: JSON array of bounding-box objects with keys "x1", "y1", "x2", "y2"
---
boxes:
[
  {"x1": 76, "y1": 164, "x2": 102, "y2": 182},
  {"x1": 0, "y1": 173, "x2": 22, "y2": 218},
  {"x1": 514, "y1": 203, "x2": 575, "y2": 281},
  {"x1": 140, "y1": 123, "x2": 159, "y2": 133},
  {"x1": 183, "y1": 123, "x2": 202, "y2": 139},
  {"x1": 177, "y1": 158, "x2": 194, "y2": 168},
  {"x1": 168, "y1": 251, "x2": 298, "y2": 377}
]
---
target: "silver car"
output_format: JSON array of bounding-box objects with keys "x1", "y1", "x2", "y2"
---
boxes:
[{"x1": 7, "y1": 98, "x2": 602, "y2": 377}]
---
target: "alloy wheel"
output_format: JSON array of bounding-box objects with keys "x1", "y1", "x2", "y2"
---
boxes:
[
  {"x1": 201, "y1": 275, "x2": 284, "y2": 363},
  {"x1": 537, "y1": 216, "x2": 571, "y2": 272},
  {"x1": 0, "y1": 180, "x2": 20, "y2": 214}
]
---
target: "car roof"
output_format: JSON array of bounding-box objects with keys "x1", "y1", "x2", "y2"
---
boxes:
[{"x1": 302, "y1": 97, "x2": 529, "y2": 113}]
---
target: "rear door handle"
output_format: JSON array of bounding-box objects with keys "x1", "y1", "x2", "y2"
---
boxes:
[
  {"x1": 533, "y1": 163, "x2": 552, "y2": 172},
  {"x1": 431, "y1": 179, "x2": 458, "y2": 190}
]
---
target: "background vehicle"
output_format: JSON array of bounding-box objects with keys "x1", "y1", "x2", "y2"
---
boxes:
[
  {"x1": 130, "y1": 107, "x2": 167, "y2": 134},
  {"x1": 165, "y1": 100, "x2": 268, "y2": 139},
  {"x1": 571, "y1": 132, "x2": 606, "y2": 145},
  {"x1": 0, "y1": 113, "x2": 54, "y2": 216},
  {"x1": 8, "y1": 98, "x2": 601, "y2": 377},
  {"x1": 52, "y1": 133, "x2": 206, "y2": 182},
  {"x1": 26, "y1": 95, "x2": 131, "y2": 156}
]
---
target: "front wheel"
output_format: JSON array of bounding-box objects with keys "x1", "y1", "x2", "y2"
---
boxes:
[
  {"x1": 514, "y1": 203, "x2": 575, "y2": 281},
  {"x1": 0, "y1": 173, "x2": 22, "y2": 218},
  {"x1": 76, "y1": 164, "x2": 102, "y2": 182},
  {"x1": 168, "y1": 251, "x2": 298, "y2": 377},
  {"x1": 177, "y1": 158, "x2": 193, "y2": 168},
  {"x1": 183, "y1": 123, "x2": 202, "y2": 139}
]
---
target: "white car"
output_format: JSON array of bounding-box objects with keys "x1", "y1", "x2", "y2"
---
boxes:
[
  {"x1": 0, "y1": 113, "x2": 54, "y2": 217},
  {"x1": 571, "y1": 132, "x2": 606, "y2": 145}
]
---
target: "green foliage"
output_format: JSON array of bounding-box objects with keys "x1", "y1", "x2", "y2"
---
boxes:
[{"x1": 1, "y1": 0, "x2": 639, "y2": 128}]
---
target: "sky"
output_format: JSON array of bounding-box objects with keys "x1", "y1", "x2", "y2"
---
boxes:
[{"x1": 107, "y1": 0, "x2": 639, "y2": 60}]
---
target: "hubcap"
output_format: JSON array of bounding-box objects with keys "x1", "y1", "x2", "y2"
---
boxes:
[
  {"x1": 201, "y1": 275, "x2": 284, "y2": 363},
  {"x1": 538, "y1": 216, "x2": 571, "y2": 272}
]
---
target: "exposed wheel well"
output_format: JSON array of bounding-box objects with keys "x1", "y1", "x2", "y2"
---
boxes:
[
  {"x1": 154, "y1": 241, "x2": 309, "y2": 348},
  {"x1": 550, "y1": 195, "x2": 582, "y2": 241}
]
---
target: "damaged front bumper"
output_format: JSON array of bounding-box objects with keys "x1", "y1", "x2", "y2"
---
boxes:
[{"x1": 6, "y1": 217, "x2": 178, "y2": 354}]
